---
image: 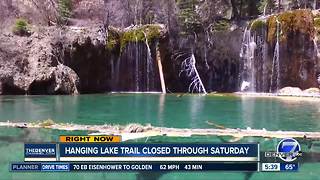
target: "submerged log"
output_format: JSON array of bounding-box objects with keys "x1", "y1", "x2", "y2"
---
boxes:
[{"x1": 0, "y1": 121, "x2": 320, "y2": 141}]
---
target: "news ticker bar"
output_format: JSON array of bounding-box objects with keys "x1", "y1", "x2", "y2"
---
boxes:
[
  {"x1": 11, "y1": 162, "x2": 258, "y2": 172},
  {"x1": 25, "y1": 143, "x2": 259, "y2": 162},
  {"x1": 10, "y1": 162, "x2": 299, "y2": 172}
]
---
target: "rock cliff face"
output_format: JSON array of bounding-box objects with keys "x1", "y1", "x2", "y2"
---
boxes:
[
  {"x1": 0, "y1": 30, "x2": 76, "y2": 95},
  {"x1": 0, "y1": 26, "x2": 107, "y2": 95},
  {"x1": 0, "y1": 0, "x2": 320, "y2": 94},
  {"x1": 240, "y1": 9, "x2": 320, "y2": 92}
]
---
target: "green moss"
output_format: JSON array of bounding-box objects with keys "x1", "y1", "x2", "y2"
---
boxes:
[
  {"x1": 267, "y1": 15, "x2": 277, "y2": 43},
  {"x1": 212, "y1": 20, "x2": 230, "y2": 32},
  {"x1": 120, "y1": 25, "x2": 161, "y2": 50},
  {"x1": 120, "y1": 29, "x2": 145, "y2": 50},
  {"x1": 314, "y1": 18, "x2": 320, "y2": 37},
  {"x1": 250, "y1": 19, "x2": 266, "y2": 31},
  {"x1": 106, "y1": 25, "x2": 162, "y2": 52},
  {"x1": 314, "y1": 18, "x2": 320, "y2": 28},
  {"x1": 267, "y1": 9, "x2": 314, "y2": 43}
]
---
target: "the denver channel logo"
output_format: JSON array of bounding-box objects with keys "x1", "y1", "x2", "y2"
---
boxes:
[{"x1": 265, "y1": 138, "x2": 302, "y2": 162}]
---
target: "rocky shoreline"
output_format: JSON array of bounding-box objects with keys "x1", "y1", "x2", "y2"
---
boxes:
[{"x1": 236, "y1": 87, "x2": 320, "y2": 99}]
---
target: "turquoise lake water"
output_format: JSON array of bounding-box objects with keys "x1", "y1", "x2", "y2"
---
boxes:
[{"x1": 0, "y1": 94, "x2": 319, "y2": 179}]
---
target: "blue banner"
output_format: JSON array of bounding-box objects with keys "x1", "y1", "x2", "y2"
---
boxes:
[
  {"x1": 280, "y1": 163, "x2": 299, "y2": 171},
  {"x1": 59, "y1": 143, "x2": 258, "y2": 157},
  {"x1": 41, "y1": 163, "x2": 70, "y2": 172},
  {"x1": 25, "y1": 144, "x2": 56, "y2": 158}
]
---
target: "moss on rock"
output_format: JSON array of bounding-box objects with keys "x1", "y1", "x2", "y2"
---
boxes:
[
  {"x1": 267, "y1": 9, "x2": 315, "y2": 44},
  {"x1": 250, "y1": 19, "x2": 266, "y2": 31},
  {"x1": 120, "y1": 25, "x2": 162, "y2": 51},
  {"x1": 212, "y1": 20, "x2": 230, "y2": 32},
  {"x1": 106, "y1": 24, "x2": 163, "y2": 52},
  {"x1": 314, "y1": 17, "x2": 320, "y2": 37},
  {"x1": 314, "y1": 18, "x2": 320, "y2": 28}
]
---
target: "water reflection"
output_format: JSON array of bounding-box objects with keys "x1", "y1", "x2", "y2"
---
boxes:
[
  {"x1": 240, "y1": 96, "x2": 320, "y2": 131},
  {"x1": 189, "y1": 95, "x2": 205, "y2": 128},
  {"x1": 157, "y1": 94, "x2": 165, "y2": 126},
  {"x1": 0, "y1": 94, "x2": 319, "y2": 131},
  {"x1": 241, "y1": 96, "x2": 255, "y2": 129}
]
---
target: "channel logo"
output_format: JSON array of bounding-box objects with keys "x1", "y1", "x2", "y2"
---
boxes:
[{"x1": 277, "y1": 138, "x2": 301, "y2": 162}]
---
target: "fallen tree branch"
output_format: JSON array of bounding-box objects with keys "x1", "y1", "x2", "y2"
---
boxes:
[
  {"x1": 206, "y1": 121, "x2": 226, "y2": 129},
  {"x1": 0, "y1": 121, "x2": 320, "y2": 142}
]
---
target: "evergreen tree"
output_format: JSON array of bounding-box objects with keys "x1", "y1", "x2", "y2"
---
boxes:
[{"x1": 58, "y1": 0, "x2": 72, "y2": 25}]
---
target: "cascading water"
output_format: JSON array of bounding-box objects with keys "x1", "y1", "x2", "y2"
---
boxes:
[
  {"x1": 314, "y1": 37, "x2": 320, "y2": 58},
  {"x1": 143, "y1": 32, "x2": 153, "y2": 91},
  {"x1": 239, "y1": 26, "x2": 257, "y2": 92},
  {"x1": 135, "y1": 31, "x2": 140, "y2": 91},
  {"x1": 110, "y1": 25, "x2": 166, "y2": 92},
  {"x1": 204, "y1": 29, "x2": 211, "y2": 70},
  {"x1": 239, "y1": 9, "x2": 320, "y2": 93},
  {"x1": 239, "y1": 17, "x2": 270, "y2": 92},
  {"x1": 270, "y1": 18, "x2": 281, "y2": 92}
]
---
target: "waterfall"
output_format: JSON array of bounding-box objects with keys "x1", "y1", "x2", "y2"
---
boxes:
[
  {"x1": 179, "y1": 53, "x2": 207, "y2": 94},
  {"x1": 204, "y1": 29, "x2": 211, "y2": 70},
  {"x1": 239, "y1": 17, "x2": 270, "y2": 92},
  {"x1": 270, "y1": 18, "x2": 281, "y2": 92},
  {"x1": 143, "y1": 32, "x2": 153, "y2": 91},
  {"x1": 115, "y1": 56, "x2": 121, "y2": 90},
  {"x1": 109, "y1": 24, "x2": 166, "y2": 93},
  {"x1": 314, "y1": 37, "x2": 320, "y2": 58},
  {"x1": 315, "y1": 37, "x2": 320, "y2": 85},
  {"x1": 135, "y1": 32, "x2": 139, "y2": 91},
  {"x1": 262, "y1": 35, "x2": 268, "y2": 91},
  {"x1": 239, "y1": 26, "x2": 257, "y2": 92}
]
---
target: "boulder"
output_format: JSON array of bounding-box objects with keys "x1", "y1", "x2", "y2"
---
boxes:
[
  {"x1": 52, "y1": 64, "x2": 79, "y2": 94},
  {"x1": 278, "y1": 87, "x2": 303, "y2": 95},
  {"x1": 302, "y1": 87, "x2": 320, "y2": 94}
]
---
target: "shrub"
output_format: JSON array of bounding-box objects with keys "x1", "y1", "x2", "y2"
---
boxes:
[
  {"x1": 57, "y1": 0, "x2": 72, "y2": 25},
  {"x1": 13, "y1": 18, "x2": 30, "y2": 36}
]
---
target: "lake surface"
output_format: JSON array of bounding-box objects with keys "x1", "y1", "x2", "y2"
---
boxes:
[{"x1": 0, "y1": 94, "x2": 319, "y2": 179}]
